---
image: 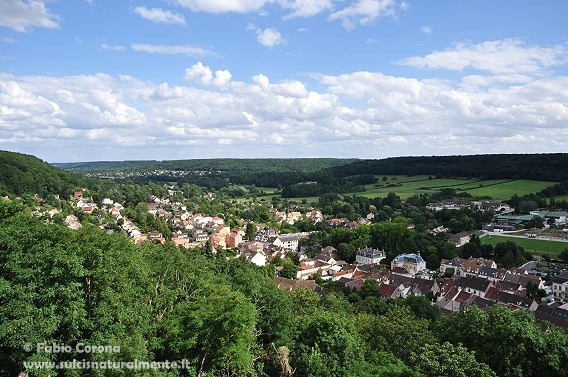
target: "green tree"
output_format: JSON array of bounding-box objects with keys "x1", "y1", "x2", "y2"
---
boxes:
[
  {"x1": 356, "y1": 306, "x2": 435, "y2": 363},
  {"x1": 164, "y1": 284, "x2": 258, "y2": 376},
  {"x1": 244, "y1": 222, "x2": 257, "y2": 240},
  {"x1": 436, "y1": 304, "x2": 563, "y2": 377},
  {"x1": 292, "y1": 311, "x2": 365, "y2": 376},
  {"x1": 359, "y1": 279, "x2": 380, "y2": 299},
  {"x1": 350, "y1": 224, "x2": 371, "y2": 250},
  {"x1": 337, "y1": 242, "x2": 357, "y2": 263},
  {"x1": 559, "y1": 248, "x2": 568, "y2": 262},
  {"x1": 409, "y1": 342, "x2": 496, "y2": 377}
]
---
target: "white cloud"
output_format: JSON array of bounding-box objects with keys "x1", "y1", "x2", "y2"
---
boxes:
[
  {"x1": 184, "y1": 62, "x2": 232, "y2": 88},
  {"x1": 1, "y1": 37, "x2": 17, "y2": 43},
  {"x1": 133, "y1": 6, "x2": 186, "y2": 25},
  {"x1": 1, "y1": 38, "x2": 568, "y2": 162},
  {"x1": 131, "y1": 43, "x2": 212, "y2": 56},
  {"x1": 256, "y1": 27, "x2": 286, "y2": 47},
  {"x1": 271, "y1": 81, "x2": 308, "y2": 98},
  {"x1": 278, "y1": 0, "x2": 334, "y2": 19},
  {"x1": 397, "y1": 39, "x2": 567, "y2": 75},
  {"x1": 174, "y1": 0, "x2": 267, "y2": 13},
  {"x1": 101, "y1": 43, "x2": 125, "y2": 51},
  {"x1": 420, "y1": 25, "x2": 431, "y2": 34},
  {"x1": 328, "y1": 0, "x2": 397, "y2": 30},
  {"x1": 253, "y1": 74, "x2": 270, "y2": 89},
  {"x1": 0, "y1": 0, "x2": 60, "y2": 32}
]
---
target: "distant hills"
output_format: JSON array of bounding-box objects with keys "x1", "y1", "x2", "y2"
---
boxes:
[
  {"x1": 323, "y1": 154, "x2": 568, "y2": 182},
  {"x1": 52, "y1": 154, "x2": 568, "y2": 183},
  {"x1": 2, "y1": 150, "x2": 568, "y2": 198}
]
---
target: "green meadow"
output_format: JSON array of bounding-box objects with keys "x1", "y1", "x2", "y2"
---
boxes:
[
  {"x1": 480, "y1": 234, "x2": 568, "y2": 256},
  {"x1": 352, "y1": 176, "x2": 557, "y2": 201},
  {"x1": 241, "y1": 176, "x2": 558, "y2": 205}
]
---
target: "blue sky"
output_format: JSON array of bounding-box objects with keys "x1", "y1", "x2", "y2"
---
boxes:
[{"x1": 0, "y1": 0, "x2": 567, "y2": 163}]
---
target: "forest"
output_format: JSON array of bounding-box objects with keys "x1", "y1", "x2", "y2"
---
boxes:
[{"x1": 2, "y1": 199, "x2": 568, "y2": 377}]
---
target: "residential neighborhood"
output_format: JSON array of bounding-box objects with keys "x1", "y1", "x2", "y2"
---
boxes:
[{"x1": 19, "y1": 188, "x2": 560, "y2": 330}]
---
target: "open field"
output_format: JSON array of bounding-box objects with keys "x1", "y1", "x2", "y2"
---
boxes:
[
  {"x1": 242, "y1": 176, "x2": 558, "y2": 203},
  {"x1": 351, "y1": 176, "x2": 557, "y2": 201},
  {"x1": 463, "y1": 180, "x2": 558, "y2": 199},
  {"x1": 481, "y1": 234, "x2": 568, "y2": 256}
]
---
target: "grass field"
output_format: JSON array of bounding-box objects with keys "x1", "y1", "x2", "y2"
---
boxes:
[
  {"x1": 242, "y1": 176, "x2": 558, "y2": 204},
  {"x1": 481, "y1": 234, "x2": 568, "y2": 256},
  {"x1": 351, "y1": 176, "x2": 557, "y2": 201}
]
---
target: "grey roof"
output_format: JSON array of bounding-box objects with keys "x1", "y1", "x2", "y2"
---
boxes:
[
  {"x1": 455, "y1": 276, "x2": 491, "y2": 292},
  {"x1": 553, "y1": 271, "x2": 568, "y2": 284},
  {"x1": 393, "y1": 253, "x2": 425, "y2": 264}
]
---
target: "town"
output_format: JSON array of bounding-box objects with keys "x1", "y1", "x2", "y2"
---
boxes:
[{"x1": 30, "y1": 184, "x2": 568, "y2": 330}]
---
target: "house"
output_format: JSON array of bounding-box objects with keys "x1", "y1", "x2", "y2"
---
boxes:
[
  {"x1": 278, "y1": 232, "x2": 310, "y2": 251},
  {"x1": 448, "y1": 231, "x2": 473, "y2": 247},
  {"x1": 172, "y1": 235, "x2": 190, "y2": 248},
  {"x1": 454, "y1": 276, "x2": 493, "y2": 298},
  {"x1": 411, "y1": 277, "x2": 440, "y2": 297},
  {"x1": 194, "y1": 231, "x2": 209, "y2": 242},
  {"x1": 297, "y1": 259, "x2": 321, "y2": 280},
  {"x1": 247, "y1": 251, "x2": 267, "y2": 266},
  {"x1": 534, "y1": 304, "x2": 568, "y2": 328},
  {"x1": 552, "y1": 271, "x2": 568, "y2": 301},
  {"x1": 479, "y1": 202, "x2": 511, "y2": 212},
  {"x1": 379, "y1": 283, "x2": 400, "y2": 299},
  {"x1": 355, "y1": 248, "x2": 386, "y2": 265},
  {"x1": 391, "y1": 253, "x2": 427, "y2": 275},
  {"x1": 209, "y1": 233, "x2": 227, "y2": 249},
  {"x1": 226, "y1": 231, "x2": 243, "y2": 248}
]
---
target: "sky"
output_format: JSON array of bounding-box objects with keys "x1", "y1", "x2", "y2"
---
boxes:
[{"x1": 0, "y1": 1, "x2": 567, "y2": 163}]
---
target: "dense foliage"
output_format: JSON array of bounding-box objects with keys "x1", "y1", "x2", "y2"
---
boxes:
[
  {"x1": 1, "y1": 199, "x2": 568, "y2": 377},
  {"x1": 0, "y1": 151, "x2": 89, "y2": 198}
]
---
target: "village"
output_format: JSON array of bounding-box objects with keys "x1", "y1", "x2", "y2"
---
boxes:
[{"x1": 52, "y1": 188, "x2": 568, "y2": 330}]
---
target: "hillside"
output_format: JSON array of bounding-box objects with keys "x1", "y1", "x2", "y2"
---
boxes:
[
  {"x1": 0, "y1": 150, "x2": 87, "y2": 197},
  {"x1": 324, "y1": 154, "x2": 568, "y2": 182}
]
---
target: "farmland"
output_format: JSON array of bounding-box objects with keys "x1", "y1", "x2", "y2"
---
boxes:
[
  {"x1": 351, "y1": 176, "x2": 557, "y2": 201},
  {"x1": 480, "y1": 233, "x2": 568, "y2": 257},
  {"x1": 241, "y1": 176, "x2": 559, "y2": 211}
]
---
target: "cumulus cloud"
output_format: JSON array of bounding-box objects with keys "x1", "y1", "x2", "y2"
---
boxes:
[
  {"x1": 131, "y1": 43, "x2": 212, "y2": 56},
  {"x1": 184, "y1": 62, "x2": 232, "y2": 88},
  {"x1": 1, "y1": 38, "x2": 568, "y2": 162},
  {"x1": 420, "y1": 25, "x2": 431, "y2": 34},
  {"x1": 0, "y1": 0, "x2": 60, "y2": 32},
  {"x1": 256, "y1": 27, "x2": 286, "y2": 47},
  {"x1": 397, "y1": 39, "x2": 567, "y2": 75},
  {"x1": 133, "y1": 6, "x2": 186, "y2": 25},
  {"x1": 174, "y1": 0, "x2": 267, "y2": 13},
  {"x1": 328, "y1": 0, "x2": 397, "y2": 30}
]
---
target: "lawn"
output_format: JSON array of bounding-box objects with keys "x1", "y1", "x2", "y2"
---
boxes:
[{"x1": 480, "y1": 234, "x2": 568, "y2": 256}]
